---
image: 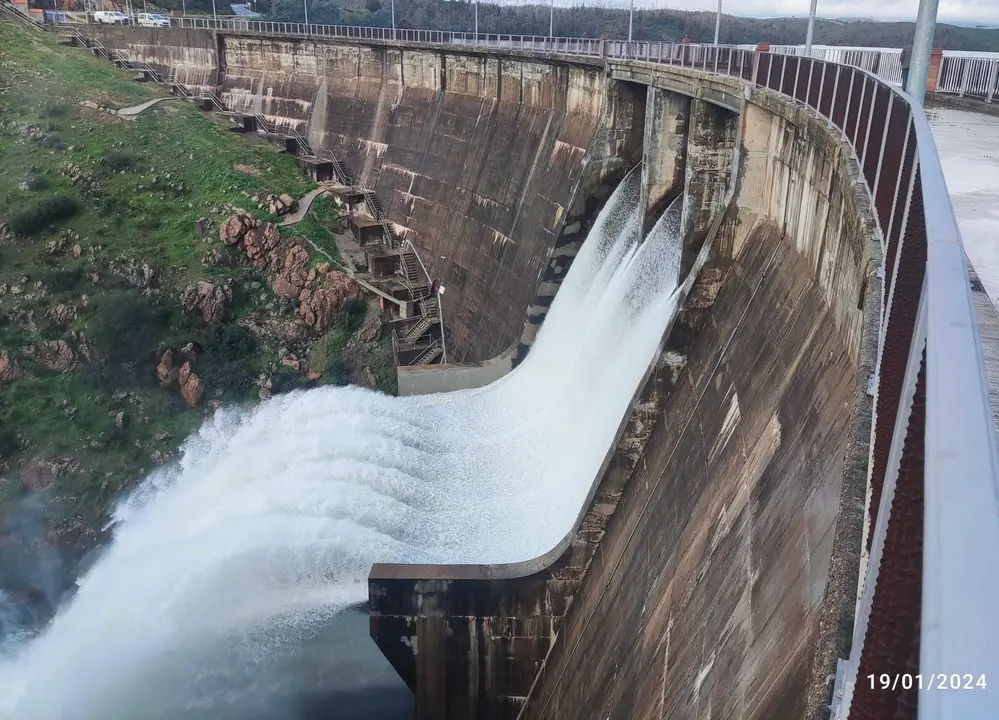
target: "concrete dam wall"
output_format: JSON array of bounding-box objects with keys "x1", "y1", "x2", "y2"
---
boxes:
[
  {"x1": 80, "y1": 28, "x2": 880, "y2": 718},
  {"x1": 369, "y1": 67, "x2": 879, "y2": 719}
]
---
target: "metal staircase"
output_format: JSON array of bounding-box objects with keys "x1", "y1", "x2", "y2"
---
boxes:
[
  {"x1": 1, "y1": 0, "x2": 43, "y2": 31},
  {"x1": 399, "y1": 250, "x2": 420, "y2": 282},
  {"x1": 399, "y1": 297, "x2": 439, "y2": 345},
  {"x1": 411, "y1": 340, "x2": 443, "y2": 366}
]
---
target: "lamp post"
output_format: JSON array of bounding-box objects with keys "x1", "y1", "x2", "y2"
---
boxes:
[
  {"x1": 211, "y1": 0, "x2": 216, "y2": 22},
  {"x1": 390, "y1": 0, "x2": 395, "y2": 40},
  {"x1": 628, "y1": 0, "x2": 633, "y2": 42},
  {"x1": 713, "y1": 0, "x2": 722, "y2": 45},
  {"x1": 805, "y1": 0, "x2": 818, "y2": 54},
  {"x1": 303, "y1": 0, "x2": 308, "y2": 27},
  {"x1": 549, "y1": 0, "x2": 554, "y2": 39},
  {"x1": 908, "y1": 0, "x2": 939, "y2": 104},
  {"x1": 474, "y1": 0, "x2": 477, "y2": 40}
]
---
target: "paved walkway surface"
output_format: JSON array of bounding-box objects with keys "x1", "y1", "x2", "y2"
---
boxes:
[
  {"x1": 279, "y1": 186, "x2": 330, "y2": 226},
  {"x1": 116, "y1": 95, "x2": 186, "y2": 119},
  {"x1": 931, "y1": 107, "x2": 999, "y2": 434}
]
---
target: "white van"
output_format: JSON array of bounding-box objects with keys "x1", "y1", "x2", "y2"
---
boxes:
[
  {"x1": 137, "y1": 13, "x2": 169, "y2": 27},
  {"x1": 93, "y1": 11, "x2": 131, "y2": 24}
]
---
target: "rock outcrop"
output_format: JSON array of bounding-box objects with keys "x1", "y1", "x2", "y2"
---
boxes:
[
  {"x1": 181, "y1": 280, "x2": 233, "y2": 324},
  {"x1": 108, "y1": 257, "x2": 158, "y2": 290},
  {"x1": 0, "y1": 351, "x2": 24, "y2": 384},
  {"x1": 27, "y1": 340, "x2": 79, "y2": 373},
  {"x1": 178, "y1": 361, "x2": 204, "y2": 408},
  {"x1": 298, "y1": 267, "x2": 362, "y2": 334},
  {"x1": 253, "y1": 190, "x2": 297, "y2": 216},
  {"x1": 218, "y1": 212, "x2": 363, "y2": 336},
  {"x1": 20, "y1": 455, "x2": 82, "y2": 492}
]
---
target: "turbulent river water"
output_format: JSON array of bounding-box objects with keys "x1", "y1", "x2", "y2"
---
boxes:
[{"x1": 0, "y1": 172, "x2": 684, "y2": 719}]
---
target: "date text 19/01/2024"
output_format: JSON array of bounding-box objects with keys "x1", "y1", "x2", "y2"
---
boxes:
[{"x1": 867, "y1": 674, "x2": 988, "y2": 691}]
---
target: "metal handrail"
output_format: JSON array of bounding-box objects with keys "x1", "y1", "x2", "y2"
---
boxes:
[
  {"x1": 0, "y1": 0, "x2": 44, "y2": 30},
  {"x1": 410, "y1": 338, "x2": 442, "y2": 365}
]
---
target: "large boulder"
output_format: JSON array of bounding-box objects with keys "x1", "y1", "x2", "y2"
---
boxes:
[
  {"x1": 0, "y1": 351, "x2": 24, "y2": 384},
  {"x1": 156, "y1": 349, "x2": 176, "y2": 387},
  {"x1": 178, "y1": 361, "x2": 204, "y2": 408},
  {"x1": 219, "y1": 213, "x2": 257, "y2": 245},
  {"x1": 181, "y1": 281, "x2": 233, "y2": 324}
]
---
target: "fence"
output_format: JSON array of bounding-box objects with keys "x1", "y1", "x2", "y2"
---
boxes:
[
  {"x1": 172, "y1": 17, "x2": 999, "y2": 102},
  {"x1": 73, "y1": 22, "x2": 999, "y2": 719}
]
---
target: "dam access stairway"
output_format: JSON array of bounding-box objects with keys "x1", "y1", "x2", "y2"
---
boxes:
[{"x1": 65, "y1": 28, "x2": 444, "y2": 368}]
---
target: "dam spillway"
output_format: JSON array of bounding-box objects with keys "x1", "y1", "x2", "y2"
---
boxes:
[
  {"x1": 31, "y1": 24, "x2": 999, "y2": 720},
  {"x1": 0, "y1": 175, "x2": 685, "y2": 718}
]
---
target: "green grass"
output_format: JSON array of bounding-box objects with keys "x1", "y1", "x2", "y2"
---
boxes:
[
  {"x1": 0, "y1": 23, "x2": 314, "y2": 291},
  {"x1": 0, "y1": 23, "x2": 348, "y2": 542},
  {"x1": 283, "y1": 195, "x2": 343, "y2": 264}
]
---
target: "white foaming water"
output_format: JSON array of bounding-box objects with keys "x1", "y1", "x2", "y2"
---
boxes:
[{"x1": 0, "y1": 173, "x2": 684, "y2": 719}]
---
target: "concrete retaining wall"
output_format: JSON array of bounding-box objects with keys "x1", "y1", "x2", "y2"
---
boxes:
[{"x1": 397, "y1": 341, "x2": 517, "y2": 396}]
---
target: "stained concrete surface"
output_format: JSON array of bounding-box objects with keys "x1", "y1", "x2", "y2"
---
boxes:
[{"x1": 928, "y1": 107, "x2": 999, "y2": 435}]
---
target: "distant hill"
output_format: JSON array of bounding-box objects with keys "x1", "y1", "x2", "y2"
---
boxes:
[{"x1": 149, "y1": 0, "x2": 999, "y2": 52}]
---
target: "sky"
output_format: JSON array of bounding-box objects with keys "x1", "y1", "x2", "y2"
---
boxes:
[{"x1": 601, "y1": 1, "x2": 999, "y2": 25}]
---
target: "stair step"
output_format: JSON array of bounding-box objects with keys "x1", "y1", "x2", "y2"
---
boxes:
[{"x1": 414, "y1": 343, "x2": 443, "y2": 366}]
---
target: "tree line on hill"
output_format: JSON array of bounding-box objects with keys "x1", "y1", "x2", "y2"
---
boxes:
[{"x1": 150, "y1": 0, "x2": 999, "y2": 52}]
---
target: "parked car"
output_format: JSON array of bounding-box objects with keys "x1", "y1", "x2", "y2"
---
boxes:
[
  {"x1": 137, "y1": 13, "x2": 169, "y2": 27},
  {"x1": 93, "y1": 11, "x2": 131, "y2": 24}
]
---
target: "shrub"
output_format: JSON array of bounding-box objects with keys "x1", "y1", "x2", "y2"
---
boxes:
[
  {"x1": 25, "y1": 173, "x2": 49, "y2": 191},
  {"x1": 101, "y1": 149, "x2": 135, "y2": 172},
  {"x1": 43, "y1": 267, "x2": 84, "y2": 294},
  {"x1": 0, "y1": 428, "x2": 19, "y2": 461},
  {"x1": 326, "y1": 358, "x2": 349, "y2": 386},
  {"x1": 90, "y1": 290, "x2": 171, "y2": 367},
  {"x1": 5, "y1": 194, "x2": 80, "y2": 236},
  {"x1": 340, "y1": 298, "x2": 368, "y2": 333},
  {"x1": 36, "y1": 133, "x2": 67, "y2": 151},
  {"x1": 198, "y1": 324, "x2": 260, "y2": 396},
  {"x1": 272, "y1": 367, "x2": 309, "y2": 394},
  {"x1": 38, "y1": 103, "x2": 66, "y2": 118}
]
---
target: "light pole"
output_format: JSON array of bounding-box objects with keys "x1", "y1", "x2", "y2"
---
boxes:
[
  {"x1": 713, "y1": 0, "x2": 722, "y2": 45},
  {"x1": 805, "y1": 0, "x2": 818, "y2": 55},
  {"x1": 908, "y1": 0, "x2": 940, "y2": 104},
  {"x1": 211, "y1": 0, "x2": 216, "y2": 21},
  {"x1": 549, "y1": 0, "x2": 553, "y2": 39},
  {"x1": 303, "y1": 0, "x2": 308, "y2": 26},
  {"x1": 628, "y1": 0, "x2": 634, "y2": 43},
  {"x1": 390, "y1": 0, "x2": 395, "y2": 40},
  {"x1": 181, "y1": 0, "x2": 185, "y2": 18},
  {"x1": 474, "y1": 0, "x2": 477, "y2": 39}
]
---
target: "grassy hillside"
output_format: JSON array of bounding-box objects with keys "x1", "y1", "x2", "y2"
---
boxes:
[{"x1": 0, "y1": 20, "x2": 394, "y2": 604}]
